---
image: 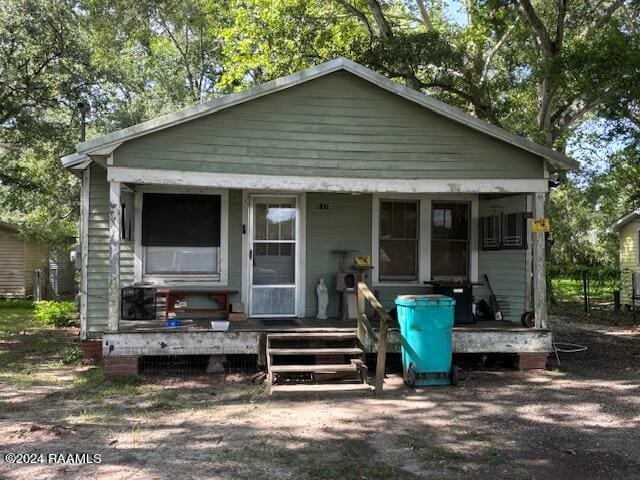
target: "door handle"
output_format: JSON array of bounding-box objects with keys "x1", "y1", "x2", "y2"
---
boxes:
[{"x1": 249, "y1": 249, "x2": 252, "y2": 260}]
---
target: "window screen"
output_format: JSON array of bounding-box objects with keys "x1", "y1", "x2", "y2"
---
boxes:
[
  {"x1": 480, "y1": 212, "x2": 527, "y2": 251},
  {"x1": 481, "y1": 215, "x2": 501, "y2": 250},
  {"x1": 142, "y1": 194, "x2": 220, "y2": 247},
  {"x1": 145, "y1": 246, "x2": 218, "y2": 274},
  {"x1": 502, "y1": 212, "x2": 527, "y2": 249},
  {"x1": 379, "y1": 200, "x2": 418, "y2": 281}
]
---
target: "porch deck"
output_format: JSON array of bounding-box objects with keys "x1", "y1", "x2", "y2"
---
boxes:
[
  {"x1": 103, "y1": 317, "x2": 552, "y2": 357},
  {"x1": 117, "y1": 317, "x2": 531, "y2": 333}
]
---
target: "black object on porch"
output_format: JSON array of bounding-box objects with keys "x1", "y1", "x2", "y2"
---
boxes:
[{"x1": 424, "y1": 281, "x2": 480, "y2": 325}]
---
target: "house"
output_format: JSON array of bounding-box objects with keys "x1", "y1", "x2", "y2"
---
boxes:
[
  {"x1": 0, "y1": 221, "x2": 48, "y2": 299},
  {"x1": 608, "y1": 209, "x2": 640, "y2": 308},
  {"x1": 61, "y1": 58, "x2": 577, "y2": 387}
]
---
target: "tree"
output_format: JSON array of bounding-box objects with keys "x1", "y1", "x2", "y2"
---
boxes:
[
  {"x1": 331, "y1": 0, "x2": 640, "y2": 148},
  {"x1": 0, "y1": 0, "x2": 92, "y2": 248}
]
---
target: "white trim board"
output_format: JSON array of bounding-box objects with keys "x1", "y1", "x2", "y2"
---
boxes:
[
  {"x1": 371, "y1": 193, "x2": 479, "y2": 285},
  {"x1": 70, "y1": 58, "x2": 576, "y2": 172},
  {"x1": 108, "y1": 167, "x2": 549, "y2": 194},
  {"x1": 245, "y1": 193, "x2": 305, "y2": 318}
]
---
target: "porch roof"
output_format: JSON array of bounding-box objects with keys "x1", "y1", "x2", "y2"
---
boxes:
[
  {"x1": 61, "y1": 58, "x2": 577, "y2": 172},
  {"x1": 106, "y1": 166, "x2": 549, "y2": 194}
]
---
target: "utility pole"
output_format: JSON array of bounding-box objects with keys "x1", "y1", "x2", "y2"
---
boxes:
[{"x1": 77, "y1": 100, "x2": 89, "y2": 142}]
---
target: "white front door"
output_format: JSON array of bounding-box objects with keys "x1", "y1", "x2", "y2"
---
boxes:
[{"x1": 248, "y1": 195, "x2": 299, "y2": 317}]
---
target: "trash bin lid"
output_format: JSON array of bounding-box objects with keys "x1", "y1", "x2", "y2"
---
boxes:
[{"x1": 395, "y1": 294, "x2": 456, "y2": 307}]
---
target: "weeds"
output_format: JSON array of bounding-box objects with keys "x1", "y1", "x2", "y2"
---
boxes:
[
  {"x1": 34, "y1": 301, "x2": 77, "y2": 327},
  {"x1": 485, "y1": 445, "x2": 500, "y2": 464}
]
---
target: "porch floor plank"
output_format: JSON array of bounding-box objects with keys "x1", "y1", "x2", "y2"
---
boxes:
[
  {"x1": 270, "y1": 364, "x2": 358, "y2": 373},
  {"x1": 270, "y1": 383, "x2": 373, "y2": 396},
  {"x1": 269, "y1": 347, "x2": 363, "y2": 356},
  {"x1": 266, "y1": 332, "x2": 357, "y2": 339}
]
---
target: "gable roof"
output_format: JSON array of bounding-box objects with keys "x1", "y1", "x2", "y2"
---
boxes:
[
  {"x1": 61, "y1": 57, "x2": 577, "y2": 171},
  {"x1": 607, "y1": 209, "x2": 640, "y2": 233}
]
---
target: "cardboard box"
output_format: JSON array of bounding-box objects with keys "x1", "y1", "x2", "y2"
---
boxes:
[
  {"x1": 228, "y1": 312, "x2": 247, "y2": 321},
  {"x1": 230, "y1": 302, "x2": 245, "y2": 313}
]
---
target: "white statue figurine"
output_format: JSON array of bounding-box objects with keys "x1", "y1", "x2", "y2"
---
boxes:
[{"x1": 317, "y1": 278, "x2": 329, "y2": 319}]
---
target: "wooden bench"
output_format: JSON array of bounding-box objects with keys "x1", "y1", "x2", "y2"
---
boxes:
[{"x1": 156, "y1": 289, "x2": 238, "y2": 321}]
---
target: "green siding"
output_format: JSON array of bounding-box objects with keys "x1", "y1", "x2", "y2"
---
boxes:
[
  {"x1": 476, "y1": 195, "x2": 528, "y2": 322},
  {"x1": 619, "y1": 220, "x2": 639, "y2": 305},
  {"x1": 226, "y1": 189, "x2": 243, "y2": 303},
  {"x1": 114, "y1": 72, "x2": 544, "y2": 180},
  {"x1": 304, "y1": 193, "x2": 372, "y2": 317},
  {"x1": 375, "y1": 287, "x2": 426, "y2": 312},
  {"x1": 86, "y1": 164, "x2": 109, "y2": 334}
]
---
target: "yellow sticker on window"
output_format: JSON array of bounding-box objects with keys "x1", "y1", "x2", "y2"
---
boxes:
[{"x1": 532, "y1": 218, "x2": 550, "y2": 233}]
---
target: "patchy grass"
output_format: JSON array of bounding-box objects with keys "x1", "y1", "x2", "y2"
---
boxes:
[
  {"x1": 552, "y1": 278, "x2": 615, "y2": 303},
  {"x1": 485, "y1": 445, "x2": 501, "y2": 464},
  {"x1": 0, "y1": 305, "x2": 77, "y2": 363},
  {"x1": 1, "y1": 305, "x2": 639, "y2": 480}
]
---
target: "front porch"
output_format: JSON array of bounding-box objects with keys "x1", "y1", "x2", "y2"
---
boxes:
[{"x1": 105, "y1": 317, "x2": 552, "y2": 357}]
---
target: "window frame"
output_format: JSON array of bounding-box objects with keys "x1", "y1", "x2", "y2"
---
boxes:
[
  {"x1": 134, "y1": 187, "x2": 229, "y2": 286},
  {"x1": 480, "y1": 212, "x2": 528, "y2": 251},
  {"x1": 371, "y1": 194, "x2": 479, "y2": 286},
  {"x1": 378, "y1": 199, "x2": 420, "y2": 282},
  {"x1": 430, "y1": 201, "x2": 471, "y2": 281}
]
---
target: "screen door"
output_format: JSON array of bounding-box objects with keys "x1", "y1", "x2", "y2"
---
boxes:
[{"x1": 249, "y1": 196, "x2": 297, "y2": 317}]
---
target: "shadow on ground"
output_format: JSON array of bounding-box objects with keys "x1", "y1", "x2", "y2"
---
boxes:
[{"x1": 0, "y1": 317, "x2": 639, "y2": 480}]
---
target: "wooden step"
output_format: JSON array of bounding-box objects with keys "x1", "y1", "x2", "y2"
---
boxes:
[
  {"x1": 270, "y1": 383, "x2": 373, "y2": 397},
  {"x1": 268, "y1": 347, "x2": 363, "y2": 356},
  {"x1": 266, "y1": 332, "x2": 357, "y2": 340},
  {"x1": 270, "y1": 363, "x2": 358, "y2": 374}
]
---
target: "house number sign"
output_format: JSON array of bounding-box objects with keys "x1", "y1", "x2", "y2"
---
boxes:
[{"x1": 532, "y1": 218, "x2": 550, "y2": 233}]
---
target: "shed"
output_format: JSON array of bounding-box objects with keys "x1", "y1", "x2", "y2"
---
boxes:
[
  {"x1": 608, "y1": 209, "x2": 640, "y2": 306},
  {"x1": 0, "y1": 222, "x2": 49, "y2": 299}
]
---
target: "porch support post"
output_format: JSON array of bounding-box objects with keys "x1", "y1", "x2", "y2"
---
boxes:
[
  {"x1": 525, "y1": 195, "x2": 533, "y2": 312},
  {"x1": 532, "y1": 192, "x2": 547, "y2": 329},
  {"x1": 108, "y1": 181, "x2": 121, "y2": 332}
]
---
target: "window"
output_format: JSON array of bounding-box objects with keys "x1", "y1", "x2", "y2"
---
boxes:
[
  {"x1": 431, "y1": 202, "x2": 469, "y2": 279},
  {"x1": 480, "y1": 212, "x2": 527, "y2": 251},
  {"x1": 481, "y1": 215, "x2": 501, "y2": 250},
  {"x1": 502, "y1": 212, "x2": 526, "y2": 249},
  {"x1": 379, "y1": 200, "x2": 418, "y2": 281},
  {"x1": 142, "y1": 193, "x2": 221, "y2": 276}
]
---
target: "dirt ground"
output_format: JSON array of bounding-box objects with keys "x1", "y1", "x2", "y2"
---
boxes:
[{"x1": 1, "y1": 316, "x2": 639, "y2": 480}]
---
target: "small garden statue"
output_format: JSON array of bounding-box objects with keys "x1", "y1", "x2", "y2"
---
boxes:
[{"x1": 317, "y1": 278, "x2": 329, "y2": 319}]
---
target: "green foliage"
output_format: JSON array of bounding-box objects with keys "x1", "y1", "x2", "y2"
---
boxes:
[
  {"x1": 0, "y1": 0, "x2": 638, "y2": 271},
  {"x1": 0, "y1": 299, "x2": 33, "y2": 309},
  {"x1": 61, "y1": 344, "x2": 83, "y2": 364},
  {"x1": 34, "y1": 301, "x2": 76, "y2": 327}
]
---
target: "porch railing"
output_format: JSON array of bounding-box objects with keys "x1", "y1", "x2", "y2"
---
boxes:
[{"x1": 356, "y1": 282, "x2": 390, "y2": 394}]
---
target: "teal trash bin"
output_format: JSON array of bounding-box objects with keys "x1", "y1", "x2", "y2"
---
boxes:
[{"x1": 395, "y1": 295, "x2": 456, "y2": 386}]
